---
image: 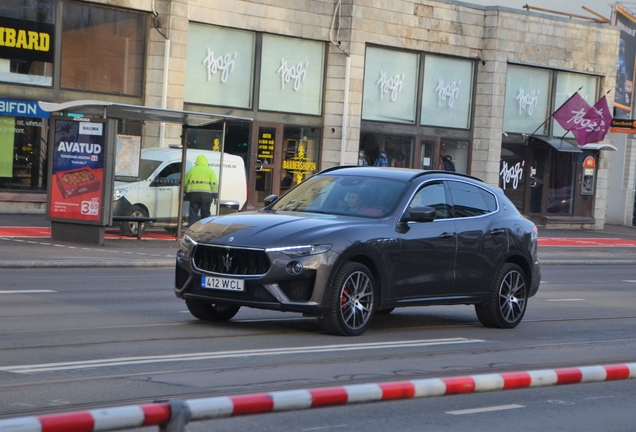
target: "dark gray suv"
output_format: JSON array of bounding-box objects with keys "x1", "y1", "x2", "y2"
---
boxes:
[{"x1": 175, "y1": 166, "x2": 540, "y2": 336}]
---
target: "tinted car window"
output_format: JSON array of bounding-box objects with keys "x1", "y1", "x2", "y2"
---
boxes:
[
  {"x1": 411, "y1": 182, "x2": 449, "y2": 219},
  {"x1": 448, "y1": 180, "x2": 497, "y2": 218}
]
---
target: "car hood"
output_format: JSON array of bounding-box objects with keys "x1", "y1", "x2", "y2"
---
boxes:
[{"x1": 186, "y1": 210, "x2": 380, "y2": 247}]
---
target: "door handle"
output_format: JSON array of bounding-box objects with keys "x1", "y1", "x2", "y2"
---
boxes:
[
  {"x1": 439, "y1": 232, "x2": 455, "y2": 239},
  {"x1": 490, "y1": 228, "x2": 506, "y2": 236}
]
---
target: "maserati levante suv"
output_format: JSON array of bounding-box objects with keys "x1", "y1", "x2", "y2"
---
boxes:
[{"x1": 175, "y1": 166, "x2": 540, "y2": 336}]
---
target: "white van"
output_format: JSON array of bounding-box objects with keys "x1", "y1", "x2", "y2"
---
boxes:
[{"x1": 113, "y1": 148, "x2": 247, "y2": 236}]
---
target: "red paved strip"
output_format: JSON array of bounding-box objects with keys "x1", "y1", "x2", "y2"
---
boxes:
[
  {"x1": 230, "y1": 394, "x2": 274, "y2": 415},
  {"x1": 555, "y1": 368, "x2": 584, "y2": 384},
  {"x1": 501, "y1": 371, "x2": 532, "y2": 389},
  {"x1": 309, "y1": 387, "x2": 349, "y2": 407},
  {"x1": 380, "y1": 381, "x2": 415, "y2": 400},
  {"x1": 141, "y1": 403, "x2": 171, "y2": 426},
  {"x1": 442, "y1": 376, "x2": 475, "y2": 394},
  {"x1": 539, "y1": 238, "x2": 636, "y2": 247},
  {"x1": 40, "y1": 412, "x2": 94, "y2": 432}
]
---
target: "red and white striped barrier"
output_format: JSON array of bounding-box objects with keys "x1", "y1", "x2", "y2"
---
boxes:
[{"x1": 2, "y1": 363, "x2": 635, "y2": 432}]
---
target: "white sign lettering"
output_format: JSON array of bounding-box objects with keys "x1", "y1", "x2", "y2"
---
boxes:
[
  {"x1": 436, "y1": 78, "x2": 460, "y2": 107},
  {"x1": 277, "y1": 59, "x2": 307, "y2": 91},
  {"x1": 376, "y1": 71, "x2": 404, "y2": 101},
  {"x1": 202, "y1": 49, "x2": 237, "y2": 83},
  {"x1": 500, "y1": 160, "x2": 524, "y2": 190},
  {"x1": 516, "y1": 88, "x2": 540, "y2": 115}
]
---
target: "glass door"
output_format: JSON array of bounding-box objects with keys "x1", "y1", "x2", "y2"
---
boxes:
[
  {"x1": 419, "y1": 137, "x2": 439, "y2": 170},
  {"x1": 248, "y1": 123, "x2": 283, "y2": 208}
]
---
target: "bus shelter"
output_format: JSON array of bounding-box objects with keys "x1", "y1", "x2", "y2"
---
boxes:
[{"x1": 38, "y1": 100, "x2": 252, "y2": 244}]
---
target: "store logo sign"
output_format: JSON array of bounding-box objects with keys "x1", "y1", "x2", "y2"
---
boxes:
[
  {"x1": 436, "y1": 78, "x2": 460, "y2": 108},
  {"x1": 516, "y1": 87, "x2": 540, "y2": 115},
  {"x1": 277, "y1": 58, "x2": 307, "y2": 91},
  {"x1": 500, "y1": 160, "x2": 524, "y2": 190},
  {"x1": 202, "y1": 49, "x2": 237, "y2": 83},
  {"x1": 79, "y1": 122, "x2": 103, "y2": 136},
  {"x1": 377, "y1": 71, "x2": 404, "y2": 101},
  {"x1": 0, "y1": 98, "x2": 49, "y2": 118}
]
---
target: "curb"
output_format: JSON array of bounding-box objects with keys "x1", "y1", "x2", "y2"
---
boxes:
[
  {"x1": 0, "y1": 261, "x2": 174, "y2": 269},
  {"x1": 1, "y1": 363, "x2": 635, "y2": 432}
]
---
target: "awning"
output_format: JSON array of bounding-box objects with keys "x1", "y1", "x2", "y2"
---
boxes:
[
  {"x1": 580, "y1": 143, "x2": 618, "y2": 151},
  {"x1": 38, "y1": 100, "x2": 252, "y2": 126},
  {"x1": 528, "y1": 136, "x2": 582, "y2": 153}
]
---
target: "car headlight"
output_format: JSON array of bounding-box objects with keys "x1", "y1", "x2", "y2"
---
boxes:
[
  {"x1": 180, "y1": 234, "x2": 198, "y2": 254},
  {"x1": 113, "y1": 189, "x2": 127, "y2": 201},
  {"x1": 266, "y1": 244, "x2": 332, "y2": 257}
]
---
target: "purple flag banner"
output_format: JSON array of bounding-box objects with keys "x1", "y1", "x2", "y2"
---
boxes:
[
  {"x1": 574, "y1": 96, "x2": 613, "y2": 146},
  {"x1": 552, "y1": 92, "x2": 592, "y2": 133}
]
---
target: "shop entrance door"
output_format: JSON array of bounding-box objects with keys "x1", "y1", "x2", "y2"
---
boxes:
[
  {"x1": 526, "y1": 145, "x2": 550, "y2": 215},
  {"x1": 418, "y1": 137, "x2": 440, "y2": 170},
  {"x1": 248, "y1": 123, "x2": 283, "y2": 208}
]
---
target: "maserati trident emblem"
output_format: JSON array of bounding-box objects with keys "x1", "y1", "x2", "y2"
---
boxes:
[{"x1": 222, "y1": 250, "x2": 233, "y2": 272}]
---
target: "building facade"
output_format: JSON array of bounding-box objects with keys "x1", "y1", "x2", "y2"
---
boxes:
[{"x1": 0, "y1": 0, "x2": 622, "y2": 229}]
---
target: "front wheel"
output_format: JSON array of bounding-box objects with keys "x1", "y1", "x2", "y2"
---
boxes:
[
  {"x1": 475, "y1": 263, "x2": 528, "y2": 328},
  {"x1": 186, "y1": 301, "x2": 240, "y2": 322},
  {"x1": 319, "y1": 262, "x2": 376, "y2": 336},
  {"x1": 119, "y1": 205, "x2": 148, "y2": 237}
]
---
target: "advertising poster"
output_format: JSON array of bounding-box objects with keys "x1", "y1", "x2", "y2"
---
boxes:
[
  {"x1": 614, "y1": 5, "x2": 636, "y2": 113},
  {"x1": 48, "y1": 119, "x2": 106, "y2": 222}
]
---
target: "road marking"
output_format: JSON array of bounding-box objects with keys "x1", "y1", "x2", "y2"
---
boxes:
[
  {"x1": 0, "y1": 290, "x2": 56, "y2": 294},
  {"x1": 446, "y1": 404, "x2": 525, "y2": 415},
  {"x1": 623, "y1": 280, "x2": 636, "y2": 283},
  {"x1": 545, "y1": 299, "x2": 585, "y2": 302},
  {"x1": 584, "y1": 396, "x2": 615, "y2": 401},
  {"x1": 0, "y1": 338, "x2": 484, "y2": 374}
]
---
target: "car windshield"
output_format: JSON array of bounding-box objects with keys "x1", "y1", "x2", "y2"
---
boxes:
[
  {"x1": 270, "y1": 174, "x2": 409, "y2": 217},
  {"x1": 115, "y1": 159, "x2": 162, "y2": 183}
]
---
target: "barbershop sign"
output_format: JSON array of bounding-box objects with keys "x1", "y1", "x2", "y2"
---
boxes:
[{"x1": 0, "y1": 16, "x2": 54, "y2": 63}]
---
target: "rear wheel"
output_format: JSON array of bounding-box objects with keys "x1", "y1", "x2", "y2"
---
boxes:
[
  {"x1": 319, "y1": 262, "x2": 376, "y2": 336},
  {"x1": 186, "y1": 301, "x2": 241, "y2": 321},
  {"x1": 475, "y1": 263, "x2": 528, "y2": 328},
  {"x1": 119, "y1": 205, "x2": 148, "y2": 237}
]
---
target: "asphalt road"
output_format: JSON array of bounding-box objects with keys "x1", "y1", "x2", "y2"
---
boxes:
[{"x1": 1, "y1": 265, "x2": 635, "y2": 430}]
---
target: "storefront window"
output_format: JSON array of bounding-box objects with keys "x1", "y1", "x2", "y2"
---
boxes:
[
  {"x1": 499, "y1": 144, "x2": 527, "y2": 210},
  {"x1": 281, "y1": 127, "x2": 320, "y2": 191},
  {"x1": 552, "y1": 72, "x2": 600, "y2": 137},
  {"x1": 359, "y1": 133, "x2": 413, "y2": 168},
  {"x1": 362, "y1": 47, "x2": 419, "y2": 124},
  {"x1": 61, "y1": 2, "x2": 144, "y2": 95},
  {"x1": 0, "y1": 0, "x2": 55, "y2": 86},
  {"x1": 439, "y1": 140, "x2": 469, "y2": 174},
  {"x1": 259, "y1": 35, "x2": 325, "y2": 115},
  {"x1": 185, "y1": 24, "x2": 255, "y2": 109},
  {"x1": 547, "y1": 151, "x2": 577, "y2": 215},
  {"x1": 503, "y1": 65, "x2": 551, "y2": 134},
  {"x1": 421, "y1": 55, "x2": 474, "y2": 129},
  {"x1": 0, "y1": 98, "x2": 49, "y2": 191}
]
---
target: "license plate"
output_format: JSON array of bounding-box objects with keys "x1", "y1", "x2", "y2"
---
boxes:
[{"x1": 201, "y1": 276, "x2": 244, "y2": 292}]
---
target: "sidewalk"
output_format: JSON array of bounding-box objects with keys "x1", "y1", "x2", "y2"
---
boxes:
[{"x1": 1, "y1": 213, "x2": 636, "y2": 268}]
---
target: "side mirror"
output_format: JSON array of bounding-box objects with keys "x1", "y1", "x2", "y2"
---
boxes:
[
  {"x1": 402, "y1": 205, "x2": 436, "y2": 223},
  {"x1": 263, "y1": 194, "x2": 279, "y2": 207}
]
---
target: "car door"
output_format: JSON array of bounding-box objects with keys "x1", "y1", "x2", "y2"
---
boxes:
[
  {"x1": 394, "y1": 181, "x2": 457, "y2": 300},
  {"x1": 447, "y1": 180, "x2": 509, "y2": 296}
]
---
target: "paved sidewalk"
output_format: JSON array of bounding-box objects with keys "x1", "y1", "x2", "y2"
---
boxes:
[{"x1": 1, "y1": 213, "x2": 635, "y2": 268}]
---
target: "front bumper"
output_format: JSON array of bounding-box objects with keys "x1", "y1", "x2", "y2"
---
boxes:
[{"x1": 174, "y1": 243, "x2": 339, "y2": 315}]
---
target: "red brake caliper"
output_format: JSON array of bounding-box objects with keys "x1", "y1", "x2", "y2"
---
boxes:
[{"x1": 341, "y1": 286, "x2": 349, "y2": 311}]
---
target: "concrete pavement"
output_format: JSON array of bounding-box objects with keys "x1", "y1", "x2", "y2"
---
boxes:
[{"x1": 1, "y1": 213, "x2": 636, "y2": 268}]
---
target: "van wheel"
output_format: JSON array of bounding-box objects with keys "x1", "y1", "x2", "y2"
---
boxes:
[
  {"x1": 120, "y1": 205, "x2": 148, "y2": 237},
  {"x1": 186, "y1": 301, "x2": 240, "y2": 321}
]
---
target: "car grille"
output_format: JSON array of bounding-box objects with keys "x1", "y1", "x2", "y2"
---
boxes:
[{"x1": 192, "y1": 245, "x2": 270, "y2": 276}]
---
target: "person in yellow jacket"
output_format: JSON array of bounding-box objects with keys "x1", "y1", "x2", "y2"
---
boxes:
[{"x1": 184, "y1": 154, "x2": 218, "y2": 225}]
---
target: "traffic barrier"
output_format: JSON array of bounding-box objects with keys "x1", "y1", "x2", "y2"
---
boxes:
[{"x1": 1, "y1": 362, "x2": 635, "y2": 432}]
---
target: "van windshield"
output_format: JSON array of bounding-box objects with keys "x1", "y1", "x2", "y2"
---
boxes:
[{"x1": 115, "y1": 159, "x2": 162, "y2": 183}]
